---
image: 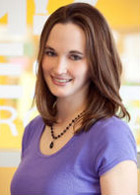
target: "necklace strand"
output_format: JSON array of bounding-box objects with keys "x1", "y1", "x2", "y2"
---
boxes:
[{"x1": 49, "y1": 111, "x2": 84, "y2": 149}]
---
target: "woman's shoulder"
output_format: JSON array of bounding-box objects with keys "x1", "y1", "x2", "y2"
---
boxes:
[
  {"x1": 28, "y1": 115, "x2": 44, "y2": 125},
  {"x1": 88, "y1": 116, "x2": 135, "y2": 145},
  {"x1": 90, "y1": 116, "x2": 131, "y2": 134},
  {"x1": 25, "y1": 115, "x2": 44, "y2": 129},
  {"x1": 21, "y1": 115, "x2": 44, "y2": 152},
  {"x1": 88, "y1": 117, "x2": 137, "y2": 176},
  {"x1": 23, "y1": 115, "x2": 44, "y2": 138}
]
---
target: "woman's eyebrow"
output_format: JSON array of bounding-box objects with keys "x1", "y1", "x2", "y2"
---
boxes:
[
  {"x1": 44, "y1": 45, "x2": 55, "y2": 51},
  {"x1": 69, "y1": 50, "x2": 84, "y2": 55},
  {"x1": 44, "y1": 46, "x2": 84, "y2": 56}
]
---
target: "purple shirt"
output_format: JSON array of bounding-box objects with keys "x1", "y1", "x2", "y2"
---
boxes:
[{"x1": 11, "y1": 116, "x2": 137, "y2": 195}]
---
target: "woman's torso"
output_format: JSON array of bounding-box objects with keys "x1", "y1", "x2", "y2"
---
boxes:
[{"x1": 11, "y1": 115, "x2": 137, "y2": 195}]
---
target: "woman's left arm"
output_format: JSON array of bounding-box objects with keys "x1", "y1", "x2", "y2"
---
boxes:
[{"x1": 100, "y1": 160, "x2": 138, "y2": 195}]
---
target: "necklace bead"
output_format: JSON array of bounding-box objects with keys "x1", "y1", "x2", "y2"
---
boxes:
[
  {"x1": 49, "y1": 111, "x2": 84, "y2": 149},
  {"x1": 50, "y1": 141, "x2": 54, "y2": 149}
]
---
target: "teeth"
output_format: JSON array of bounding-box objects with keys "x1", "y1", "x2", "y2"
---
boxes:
[{"x1": 54, "y1": 78, "x2": 71, "y2": 83}]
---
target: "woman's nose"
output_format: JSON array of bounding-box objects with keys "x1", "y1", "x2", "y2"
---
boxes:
[{"x1": 53, "y1": 57, "x2": 67, "y2": 74}]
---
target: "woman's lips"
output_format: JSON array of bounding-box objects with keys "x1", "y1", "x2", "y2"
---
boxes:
[{"x1": 51, "y1": 76, "x2": 72, "y2": 86}]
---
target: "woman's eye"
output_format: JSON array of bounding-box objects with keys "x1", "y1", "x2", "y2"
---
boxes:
[
  {"x1": 45, "y1": 50, "x2": 56, "y2": 56},
  {"x1": 70, "y1": 55, "x2": 82, "y2": 61}
]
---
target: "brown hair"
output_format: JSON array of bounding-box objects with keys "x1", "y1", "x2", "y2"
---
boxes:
[{"x1": 35, "y1": 2, "x2": 130, "y2": 132}]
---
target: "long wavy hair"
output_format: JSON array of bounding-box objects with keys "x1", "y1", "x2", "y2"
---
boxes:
[{"x1": 35, "y1": 2, "x2": 130, "y2": 132}]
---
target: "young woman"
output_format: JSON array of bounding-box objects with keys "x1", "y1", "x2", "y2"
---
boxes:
[{"x1": 11, "y1": 2, "x2": 138, "y2": 195}]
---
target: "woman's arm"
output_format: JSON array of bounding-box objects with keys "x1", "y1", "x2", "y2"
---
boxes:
[{"x1": 100, "y1": 160, "x2": 138, "y2": 195}]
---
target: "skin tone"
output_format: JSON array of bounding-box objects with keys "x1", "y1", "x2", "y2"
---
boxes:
[
  {"x1": 42, "y1": 23, "x2": 90, "y2": 122},
  {"x1": 40, "y1": 23, "x2": 90, "y2": 155},
  {"x1": 100, "y1": 160, "x2": 138, "y2": 194},
  {"x1": 41, "y1": 22, "x2": 138, "y2": 194}
]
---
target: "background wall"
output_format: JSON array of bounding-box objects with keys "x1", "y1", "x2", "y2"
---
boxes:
[{"x1": 0, "y1": 0, "x2": 140, "y2": 194}]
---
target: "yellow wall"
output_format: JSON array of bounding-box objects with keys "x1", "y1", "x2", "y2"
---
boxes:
[{"x1": 0, "y1": 168, "x2": 16, "y2": 195}]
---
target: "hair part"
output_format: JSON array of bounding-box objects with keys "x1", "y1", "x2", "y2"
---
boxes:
[{"x1": 35, "y1": 2, "x2": 130, "y2": 132}]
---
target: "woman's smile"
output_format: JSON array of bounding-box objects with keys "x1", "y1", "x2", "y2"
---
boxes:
[
  {"x1": 51, "y1": 75, "x2": 73, "y2": 86},
  {"x1": 42, "y1": 22, "x2": 90, "y2": 99}
]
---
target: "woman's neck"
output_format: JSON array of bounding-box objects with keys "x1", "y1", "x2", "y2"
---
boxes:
[{"x1": 56, "y1": 96, "x2": 87, "y2": 123}]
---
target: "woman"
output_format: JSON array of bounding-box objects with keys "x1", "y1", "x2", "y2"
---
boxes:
[{"x1": 11, "y1": 2, "x2": 138, "y2": 195}]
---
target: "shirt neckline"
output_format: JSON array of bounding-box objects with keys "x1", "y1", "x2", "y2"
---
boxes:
[{"x1": 36, "y1": 120, "x2": 78, "y2": 159}]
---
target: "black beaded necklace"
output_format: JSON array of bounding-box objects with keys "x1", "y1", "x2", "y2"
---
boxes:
[{"x1": 49, "y1": 111, "x2": 84, "y2": 149}]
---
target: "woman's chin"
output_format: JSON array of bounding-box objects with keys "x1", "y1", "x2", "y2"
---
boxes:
[{"x1": 50, "y1": 90, "x2": 70, "y2": 98}]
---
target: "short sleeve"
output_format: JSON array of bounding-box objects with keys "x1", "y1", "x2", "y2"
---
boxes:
[{"x1": 93, "y1": 117, "x2": 137, "y2": 176}]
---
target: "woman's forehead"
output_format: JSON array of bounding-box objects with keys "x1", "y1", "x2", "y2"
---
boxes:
[{"x1": 45, "y1": 23, "x2": 86, "y2": 53}]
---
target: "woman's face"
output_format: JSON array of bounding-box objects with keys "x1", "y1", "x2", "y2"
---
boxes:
[{"x1": 42, "y1": 22, "x2": 90, "y2": 100}]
